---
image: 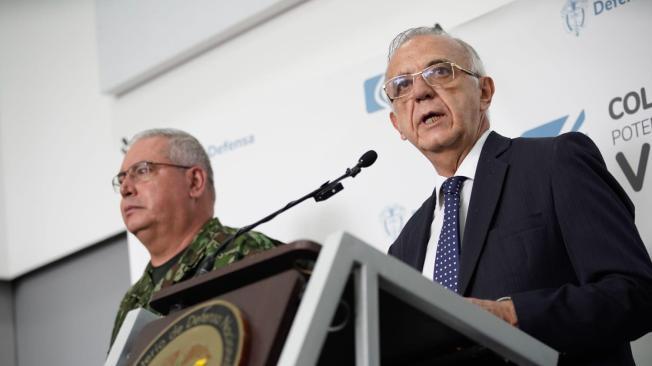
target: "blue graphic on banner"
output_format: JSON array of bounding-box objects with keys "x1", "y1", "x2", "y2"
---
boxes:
[
  {"x1": 593, "y1": 0, "x2": 632, "y2": 16},
  {"x1": 560, "y1": 0, "x2": 633, "y2": 36},
  {"x1": 206, "y1": 134, "x2": 255, "y2": 158},
  {"x1": 561, "y1": 0, "x2": 588, "y2": 36},
  {"x1": 364, "y1": 73, "x2": 390, "y2": 113},
  {"x1": 379, "y1": 204, "x2": 407, "y2": 241},
  {"x1": 522, "y1": 110, "x2": 585, "y2": 137}
]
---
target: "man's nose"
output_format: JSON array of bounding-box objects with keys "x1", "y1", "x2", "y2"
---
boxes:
[
  {"x1": 412, "y1": 74, "x2": 435, "y2": 102},
  {"x1": 120, "y1": 176, "x2": 136, "y2": 197}
]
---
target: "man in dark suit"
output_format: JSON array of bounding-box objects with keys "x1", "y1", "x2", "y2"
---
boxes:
[{"x1": 384, "y1": 26, "x2": 652, "y2": 364}]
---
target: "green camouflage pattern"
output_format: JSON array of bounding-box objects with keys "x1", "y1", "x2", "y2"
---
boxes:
[{"x1": 109, "y1": 217, "x2": 280, "y2": 346}]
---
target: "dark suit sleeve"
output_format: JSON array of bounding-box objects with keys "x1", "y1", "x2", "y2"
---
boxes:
[{"x1": 511, "y1": 132, "x2": 652, "y2": 352}]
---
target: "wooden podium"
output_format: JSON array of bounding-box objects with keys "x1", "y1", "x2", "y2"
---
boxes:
[{"x1": 107, "y1": 232, "x2": 558, "y2": 366}]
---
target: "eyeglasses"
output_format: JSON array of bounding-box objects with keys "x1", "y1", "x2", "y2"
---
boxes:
[
  {"x1": 112, "y1": 161, "x2": 192, "y2": 193},
  {"x1": 383, "y1": 61, "x2": 481, "y2": 101}
]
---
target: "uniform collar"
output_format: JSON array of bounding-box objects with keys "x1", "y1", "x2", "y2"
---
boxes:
[{"x1": 146, "y1": 217, "x2": 225, "y2": 290}]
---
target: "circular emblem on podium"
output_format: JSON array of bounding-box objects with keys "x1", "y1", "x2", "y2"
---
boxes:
[{"x1": 134, "y1": 299, "x2": 247, "y2": 366}]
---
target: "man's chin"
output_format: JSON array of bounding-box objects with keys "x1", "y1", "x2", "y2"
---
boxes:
[
  {"x1": 125, "y1": 220, "x2": 151, "y2": 237},
  {"x1": 418, "y1": 140, "x2": 447, "y2": 154},
  {"x1": 417, "y1": 132, "x2": 462, "y2": 154}
]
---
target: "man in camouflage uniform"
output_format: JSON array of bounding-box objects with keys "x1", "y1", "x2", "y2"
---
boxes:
[{"x1": 110, "y1": 128, "x2": 279, "y2": 347}]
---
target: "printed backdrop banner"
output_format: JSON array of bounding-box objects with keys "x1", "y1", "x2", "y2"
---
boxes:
[
  {"x1": 452, "y1": 0, "x2": 652, "y2": 252},
  {"x1": 121, "y1": 0, "x2": 652, "y2": 280}
]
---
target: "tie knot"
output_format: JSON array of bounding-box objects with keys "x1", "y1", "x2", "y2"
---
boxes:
[{"x1": 441, "y1": 176, "x2": 466, "y2": 195}]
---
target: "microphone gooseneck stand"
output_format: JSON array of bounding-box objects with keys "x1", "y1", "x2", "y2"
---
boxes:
[{"x1": 192, "y1": 150, "x2": 378, "y2": 278}]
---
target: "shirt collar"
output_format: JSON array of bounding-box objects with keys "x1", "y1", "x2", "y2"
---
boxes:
[{"x1": 434, "y1": 129, "x2": 492, "y2": 198}]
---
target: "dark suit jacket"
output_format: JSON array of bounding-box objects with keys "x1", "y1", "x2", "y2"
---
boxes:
[{"x1": 388, "y1": 132, "x2": 652, "y2": 365}]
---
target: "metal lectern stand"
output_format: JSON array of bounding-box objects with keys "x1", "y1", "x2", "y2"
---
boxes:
[{"x1": 277, "y1": 231, "x2": 558, "y2": 366}]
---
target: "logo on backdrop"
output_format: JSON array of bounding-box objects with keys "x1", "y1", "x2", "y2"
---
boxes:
[
  {"x1": 521, "y1": 110, "x2": 586, "y2": 137},
  {"x1": 205, "y1": 134, "x2": 255, "y2": 158},
  {"x1": 118, "y1": 135, "x2": 256, "y2": 158},
  {"x1": 120, "y1": 137, "x2": 129, "y2": 154},
  {"x1": 380, "y1": 205, "x2": 408, "y2": 241},
  {"x1": 521, "y1": 85, "x2": 650, "y2": 193},
  {"x1": 364, "y1": 73, "x2": 390, "y2": 113},
  {"x1": 608, "y1": 85, "x2": 651, "y2": 192},
  {"x1": 561, "y1": 0, "x2": 633, "y2": 36},
  {"x1": 561, "y1": 0, "x2": 588, "y2": 36}
]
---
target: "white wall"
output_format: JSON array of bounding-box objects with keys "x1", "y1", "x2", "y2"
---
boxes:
[
  {"x1": 106, "y1": 0, "x2": 514, "y2": 278},
  {"x1": 110, "y1": 0, "x2": 513, "y2": 138},
  {"x1": 0, "y1": 0, "x2": 514, "y2": 279},
  {"x1": 13, "y1": 234, "x2": 130, "y2": 366},
  {"x1": 96, "y1": 0, "x2": 308, "y2": 94},
  {"x1": 0, "y1": 281, "x2": 16, "y2": 366},
  {"x1": 0, "y1": 0, "x2": 124, "y2": 279},
  {"x1": 0, "y1": 112, "x2": 7, "y2": 274}
]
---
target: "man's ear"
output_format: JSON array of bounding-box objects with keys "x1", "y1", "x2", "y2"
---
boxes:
[
  {"x1": 479, "y1": 76, "x2": 495, "y2": 112},
  {"x1": 390, "y1": 111, "x2": 407, "y2": 140},
  {"x1": 187, "y1": 167, "x2": 207, "y2": 198}
]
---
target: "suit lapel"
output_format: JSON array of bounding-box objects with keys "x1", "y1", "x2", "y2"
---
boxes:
[{"x1": 459, "y1": 132, "x2": 510, "y2": 295}]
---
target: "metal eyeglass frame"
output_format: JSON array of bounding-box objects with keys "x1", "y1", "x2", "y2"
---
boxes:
[
  {"x1": 383, "y1": 60, "x2": 481, "y2": 102},
  {"x1": 112, "y1": 161, "x2": 192, "y2": 192}
]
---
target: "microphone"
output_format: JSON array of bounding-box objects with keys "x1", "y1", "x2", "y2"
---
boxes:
[
  {"x1": 347, "y1": 150, "x2": 378, "y2": 178},
  {"x1": 315, "y1": 150, "x2": 377, "y2": 201},
  {"x1": 192, "y1": 150, "x2": 378, "y2": 278},
  {"x1": 360, "y1": 150, "x2": 379, "y2": 167}
]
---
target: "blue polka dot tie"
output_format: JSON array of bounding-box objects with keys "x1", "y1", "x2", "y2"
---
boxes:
[{"x1": 433, "y1": 176, "x2": 466, "y2": 293}]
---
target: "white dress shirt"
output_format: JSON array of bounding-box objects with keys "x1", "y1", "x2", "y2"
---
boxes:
[{"x1": 422, "y1": 129, "x2": 491, "y2": 279}]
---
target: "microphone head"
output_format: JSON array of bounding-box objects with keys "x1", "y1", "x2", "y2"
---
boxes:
[{"x1": 358, "y1": 150, "x2": 378, "y2": 168}]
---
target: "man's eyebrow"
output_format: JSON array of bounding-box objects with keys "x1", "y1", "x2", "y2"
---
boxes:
[
  {"x1": 392, "y1": 58, "x2": 451, "y2": 77},
  {"x1": 425, "y1": 58, "x2": 450, "y2": 67},
  {"x1": 118, "y1": 160, "x2": 148, "y2": 174}
]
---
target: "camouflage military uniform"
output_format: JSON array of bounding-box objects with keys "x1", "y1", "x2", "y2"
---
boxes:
[{"x1": 109, "y1": 217, "x2": 280, "y2": 346}]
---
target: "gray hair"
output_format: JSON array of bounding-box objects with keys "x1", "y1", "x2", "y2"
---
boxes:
[
  {"x1": 387, "y1": 25, "x2": 487, "y2": 77},
  {"x1": 129, "y1": 128, "x2": 215, "y2": 201}
]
